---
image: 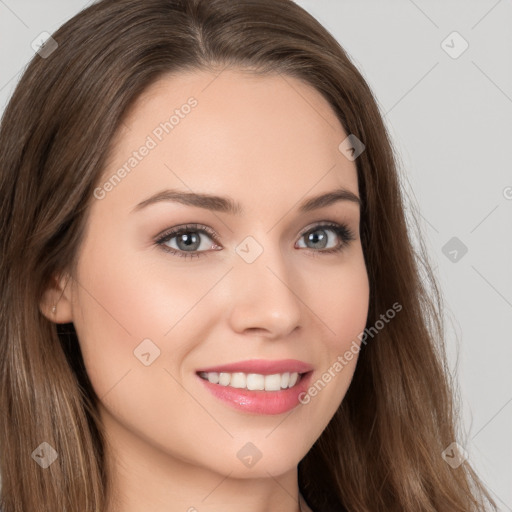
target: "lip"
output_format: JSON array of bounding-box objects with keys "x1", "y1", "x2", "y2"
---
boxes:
[
  {"x1": 196, "y1": 369, "x2": 314, "y2": 415},
  {"x1": 195, "y1": 358, "x2": 313, "y2": 375}
]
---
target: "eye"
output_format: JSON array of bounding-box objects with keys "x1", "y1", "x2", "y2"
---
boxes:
[
  {"x1": 155, "y1": 221, "x2": 355, "y2": 260},
  {"x1": 295, "y1": 222, "x2": 355, "y2": 255},
  {"x1": 155, "y1": 224, "x2": 221, "y2": 259}
]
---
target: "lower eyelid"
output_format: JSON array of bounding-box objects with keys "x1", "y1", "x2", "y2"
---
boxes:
[
  {"x1": 156, "y1": 222, "x2": 354, "y2": 256},
  {"x1": 157, "y1": 230, "x2": 218, "y2": 253},
  {"x1": 302, "y1": 229, "x2": 353, "y2": 252}
]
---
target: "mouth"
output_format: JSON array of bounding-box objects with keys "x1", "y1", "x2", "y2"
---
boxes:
[
  {"x1": 195, "y1": 367, "x2": 314, "y2": 415},
  {"x1": 196, "y1": 370, "x2": 310, "y2": 391}
]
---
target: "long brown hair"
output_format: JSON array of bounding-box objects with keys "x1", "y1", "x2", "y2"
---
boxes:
[{"x1": 0, "y1": 0, "x2": 497, "y2": 510}]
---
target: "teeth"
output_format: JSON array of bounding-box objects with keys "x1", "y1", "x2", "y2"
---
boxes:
[
  {"x1": 207, "y1": 372, "x2": 220, "y2": 384},
  {"x1": 199, "y1": 371, "x2": 302, "y2": 391},
  {"x1": 246, "y1": 373, "x2": 265, "y2": 390},
  {"x1": 230, "y1": 372, "x2": 246, "y2": 389},
  {"x1": 218, "y1": 372, "x2": 230, "y2": 386}
]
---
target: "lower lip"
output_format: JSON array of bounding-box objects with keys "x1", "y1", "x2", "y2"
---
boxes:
[{"x1": 196, "y1": 372, "x2": 313, "y2": 415}]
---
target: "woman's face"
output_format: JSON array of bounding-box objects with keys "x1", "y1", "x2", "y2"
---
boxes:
[{"x1": 65, "y1": 69, "x2": 369, "y2": 478}]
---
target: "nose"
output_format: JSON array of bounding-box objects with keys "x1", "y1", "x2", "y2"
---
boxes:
[{"x1": 226, "y1": 241, "x2": 303, "y2": 339}]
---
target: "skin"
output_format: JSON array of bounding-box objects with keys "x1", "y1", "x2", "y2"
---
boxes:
[{"x1": 41, "y1": 68, "x2": 370, "y2": 512}]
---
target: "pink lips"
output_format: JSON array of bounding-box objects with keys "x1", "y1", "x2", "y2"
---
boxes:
[
  {"x1": 195, "y1": 358, "x2": 313, "y2": 375},
  {"x1": 195, "y1": 359, "x2": 314, "y2": 415}
]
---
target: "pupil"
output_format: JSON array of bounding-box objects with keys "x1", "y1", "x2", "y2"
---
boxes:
[
  {"x1": 308, "y1": 230, "x2": 327, "y2": 249},
  {"x1": 178, "y1": 232, "x2": 199, "y2": 251}
]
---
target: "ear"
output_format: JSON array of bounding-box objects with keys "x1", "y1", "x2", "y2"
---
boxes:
[{"x1": 40, "y1": 272, "x2": 74, "y2": 324}]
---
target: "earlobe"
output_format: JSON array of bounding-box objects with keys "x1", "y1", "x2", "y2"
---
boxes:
[{"x1": 39, "y1": 272, "x2": 74, "y2": 324}]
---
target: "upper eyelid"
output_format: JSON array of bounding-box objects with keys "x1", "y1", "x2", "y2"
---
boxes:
[
  {"x1": 155, "y1": 221, "x2": 354, "y2": 245},
  {"x1": 155, "y1": 223, "x2": 218, "y2": 243}
]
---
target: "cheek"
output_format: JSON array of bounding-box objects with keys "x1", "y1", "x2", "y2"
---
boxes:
[
  {"x1": 299, "y1": 252, "x2": 369, "y2": 412},
  {"x1": 75, "y1": 234, "x2": 210, "y2": 334},
  {"x1": 71, "y1": 231, "x2": 230, "y2": 402},
  {"x1": 309, "y1": 250, "x2": 370, "y2": 351}
]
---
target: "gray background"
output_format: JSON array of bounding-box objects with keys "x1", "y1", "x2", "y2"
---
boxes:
[{"x1": 1, "y1": 0, "x2": 511, "y2": 509}]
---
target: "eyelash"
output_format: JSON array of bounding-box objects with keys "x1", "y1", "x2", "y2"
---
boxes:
[{"x1": 154, "y1": 222, "x2": 356, "y2": 260}]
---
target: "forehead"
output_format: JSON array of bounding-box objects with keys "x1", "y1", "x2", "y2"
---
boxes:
[{"x1": 98, "y1": 68, "x2": 358, "y2": 216}]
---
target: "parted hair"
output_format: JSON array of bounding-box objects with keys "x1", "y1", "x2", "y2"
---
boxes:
[{"x1": 0, "y1": 0, "x2": 497, "y2": 511}]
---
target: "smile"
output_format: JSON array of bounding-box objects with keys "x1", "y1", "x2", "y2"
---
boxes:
[
  {"x1": 198, "y1": 371, "x2": 302, "y2": 391},
  {"x1": 196, "y1": 369, "x2": 314, "y2": 415}
]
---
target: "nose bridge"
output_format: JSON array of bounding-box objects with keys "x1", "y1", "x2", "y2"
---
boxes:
[{"x1": 227, "y1": 233, "x2": 303, "y2": 336}]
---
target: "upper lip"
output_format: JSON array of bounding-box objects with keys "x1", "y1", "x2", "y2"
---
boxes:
[{"x1": 196, "y1": 359, "x2": 313, "y2": 375}]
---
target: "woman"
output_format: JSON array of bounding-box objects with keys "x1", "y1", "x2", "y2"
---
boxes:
[{"x1": 0, "y1": 0, "x2": 497, "y2": 511}]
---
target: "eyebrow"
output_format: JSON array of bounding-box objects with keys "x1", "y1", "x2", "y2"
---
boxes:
[{"x1": 131, "y1": 187, "x2": 361, "y2": 215}]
